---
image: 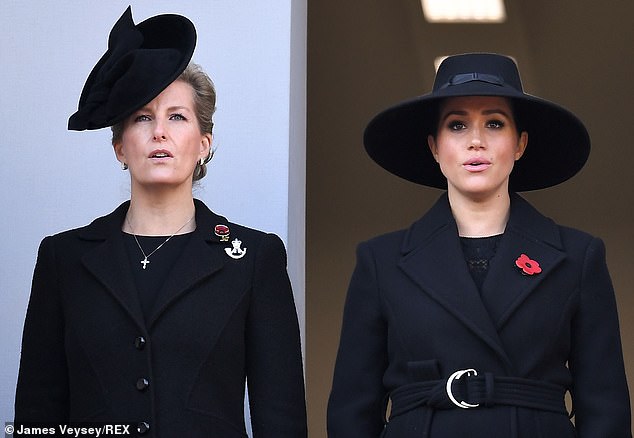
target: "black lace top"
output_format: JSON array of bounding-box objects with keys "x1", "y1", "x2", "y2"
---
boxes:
[{"x1": 459, "y1": 234, "x2": 503, "y2": 292}]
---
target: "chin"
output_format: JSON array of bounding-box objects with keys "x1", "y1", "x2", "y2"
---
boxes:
[
  {"x1": 450, "y1": 180, "x2": 507, "y2": 199},
  {"x1": 467, "y1": 185, "x2": 509, "y2": 199},
  {"x1": 134, "y1": 175, "x2": 194, "y2": 189}
]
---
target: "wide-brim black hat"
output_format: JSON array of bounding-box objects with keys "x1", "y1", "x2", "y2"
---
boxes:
[
  {"x1": 68, "y1": 6, "x2": 196, "y2": 131},
  {"x1": 364, "y1": 53, "x2": 590, "y2": 191}
]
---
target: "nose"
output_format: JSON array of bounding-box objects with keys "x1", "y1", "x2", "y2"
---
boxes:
[
  {"x1": 152, "y1": 121, "x2": 167, "y2": 142},
  {"x1": 469, "y1": 140, "x2": 483, "y2": 150},
  {"x1": 468, "y1": 128, "x2": 485, "y2": 150}
]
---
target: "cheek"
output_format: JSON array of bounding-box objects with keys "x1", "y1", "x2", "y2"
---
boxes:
[
  {"x1": 434, "y1": 141, "x2": 459, "y2": 164},
  {"x1": 121, "y1": 127, "x2": 145, "y2": 146},
  {"x1": 185, "y1": 137, "x2": 202, "y2": 156},
  {"x1": 505, "y1": 142, "x2": 521, "y2": 161}
]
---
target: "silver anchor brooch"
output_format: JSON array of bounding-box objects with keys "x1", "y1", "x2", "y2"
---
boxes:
[{"x1": 225, "y1": 238, "x2": 247, "y2": 259}]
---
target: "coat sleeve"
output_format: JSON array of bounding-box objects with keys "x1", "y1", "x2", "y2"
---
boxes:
[
  {"x1": 15, "y1": 236, "x2": 69, "y2": 422},
  {"x1": 569, "y1": 237, "x2": 632, "y2": 437},
  {"x1": 327, "y1": 242, "x2": 388, "y2": 438},
  {"x1": 245, "y1": 233, "x2": 308, "y2": 437}
]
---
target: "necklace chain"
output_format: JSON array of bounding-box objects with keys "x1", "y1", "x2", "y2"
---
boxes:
[{"x1": 126, "y1": 214, "x2": 195, "y2": 270}]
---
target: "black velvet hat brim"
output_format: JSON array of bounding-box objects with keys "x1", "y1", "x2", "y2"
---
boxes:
[
  {"x1": 363, "y1": 77, "x2": 590, "y2": 192},
  {"x1": 68, "y1": 7, "x2": 196, "y2": 131}
]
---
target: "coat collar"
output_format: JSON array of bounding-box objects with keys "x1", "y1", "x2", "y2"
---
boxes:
[
  {"x1": 398, "y1": 193, "x2": 565, "y2": 370},
  {"x1": 78, "y1": 199, "x2": 232, "y2": 244},
  {"x1": 79, "y1": 199, "x2": 230, "y2": 331},
  {"x1": 401, "y1": 193, "x2": 563, "y2": 253}
]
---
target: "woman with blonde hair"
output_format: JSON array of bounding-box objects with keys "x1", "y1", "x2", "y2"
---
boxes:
[{"x1": 15, "y1": 8, "x2": 307, "y2": 437}]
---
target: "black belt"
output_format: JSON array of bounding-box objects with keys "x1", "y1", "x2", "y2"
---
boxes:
[{"x1": 388, "y1": 369, "x2": 568, "y2": 421}]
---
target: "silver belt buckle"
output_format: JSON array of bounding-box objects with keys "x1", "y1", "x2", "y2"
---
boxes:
[{"x1": 446, "y1": 368, "x2": 480, "y2": 409}]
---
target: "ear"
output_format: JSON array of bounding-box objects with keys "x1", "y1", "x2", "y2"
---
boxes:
[
  {"x1": 427, "y1": 134, "x2": 439, "y2": 162},
  {"x1": 515, "y1": 131, "x2": 528, "y2": 161},
  {"x1": 200, "y1": 133, "x2": 212, "y2": 160},
  {"x1": 113, "y1": 141, "x2": 126, "y2": 164}
]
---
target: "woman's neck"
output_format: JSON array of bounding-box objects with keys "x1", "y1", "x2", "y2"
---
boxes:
[
  {"x1": 123, "y1": 187, "x2": 196, "y2": 236},
  {"x1": 448, "y1": 190, "x2": 511, "y2": 238}
]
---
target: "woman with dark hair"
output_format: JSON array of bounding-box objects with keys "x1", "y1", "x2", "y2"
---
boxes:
[
  {"x1": 328, "y1": 53, "x2": 631, "y2": 437},
  {"x1": 15, "y1": 8, "x2": 307, "y2": 437}
]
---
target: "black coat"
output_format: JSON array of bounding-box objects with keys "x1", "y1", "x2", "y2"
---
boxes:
[
  {"x1": 15, "y1": 199, "x2": 307, "y2": 438},
  {"x1": 328, "y1": 193, "x2": 631, "y2": 437}
]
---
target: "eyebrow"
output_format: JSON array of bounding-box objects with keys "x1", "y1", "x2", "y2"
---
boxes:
[
  {"x1": 441, "y1": 108, "x2": 512, "y2": 121},
  {"x1": 166, "y1": 105, "x2": 192, "y2": 113},
  {"x1": 134, "y1": 105, "x2": 193, "y2": 114}
]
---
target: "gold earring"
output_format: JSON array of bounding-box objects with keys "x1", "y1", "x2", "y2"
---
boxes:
[{"x1": 202, "y1": 149, "x2": 214, "y2": 165}]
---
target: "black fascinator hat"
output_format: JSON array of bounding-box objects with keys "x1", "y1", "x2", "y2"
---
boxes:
[
  {"x1": 68, "y1": 6, "x2": 196, "y2": 131},
  {"x1": 363, "y1": 53, "x2": 590, "y2": 191}
]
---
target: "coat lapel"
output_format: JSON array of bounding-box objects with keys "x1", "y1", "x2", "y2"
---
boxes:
[
  {"x1": 398, "y1": 193, "x2": 566, "y2": 368},
  {"x1": 146, "y1": 199, "x2": 227, "y2": 328},
  {"x1": 79, "y1": 200, "x2": 231, "y2": 331},
  {"x1": 480, "y1": 194, "x2": 566, "y2": 329},
  {"x1": 398, "y1": 195, "x2": 512, "y2": 368},
  {"x1": 80, "y1": 202, "x2": 147, "y2": 332}
]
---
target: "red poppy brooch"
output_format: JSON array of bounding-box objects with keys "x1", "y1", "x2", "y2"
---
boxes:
[
  {"x1": 214, "y1": 224, "x2": 230, "y2": 242},
  {"x1": 515, "y1": 254, "x2": 542, "y2": 276}
]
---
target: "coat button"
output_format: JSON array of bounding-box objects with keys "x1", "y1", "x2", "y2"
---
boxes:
[
  {"x1": 136, "y1": 378, "x2": 149, "y2": 391},
  {"x1": 134, "y1": 336, "x2": 146, "y2": 350},
  {"x1": 137, "y1": 422, "x2": 150, "y2": 435}
]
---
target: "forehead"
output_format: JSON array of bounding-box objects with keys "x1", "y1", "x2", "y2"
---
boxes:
[
  {"x1": 142, "y1": 80, "x2": 195, "y2": 109},
  {"x1": 439, "y1": 96, "x2": 513, "y2": 115}
]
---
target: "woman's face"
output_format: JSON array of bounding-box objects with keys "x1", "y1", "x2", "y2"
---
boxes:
[
  {"x1": 114, "y1": 80, "x2": 211, "y2": 191},
  {"x1": 427, "y1": 96, "x2": 528, "y2": 202}
]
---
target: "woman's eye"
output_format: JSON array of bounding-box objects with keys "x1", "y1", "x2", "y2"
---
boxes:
[
  {"x1": 487, "y1": 119, "x2": 505, "y2": 129},
  {"x1": 448, "y1": 121, "x2": 466, "y2": 131},
  {"x1": 134, "y1": 114, "x2": 151, "y2": 122},
  {"x1": 170, "y1": 113, "x2": 187, "y2": 121}
]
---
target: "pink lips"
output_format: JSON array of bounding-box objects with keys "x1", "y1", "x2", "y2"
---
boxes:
[
  {"x1": 463, "y1": 157, "x2": 491, "y2": 172},
  {"x1": 149, "y1": 149, "x2": 173, "y2": 159}
]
